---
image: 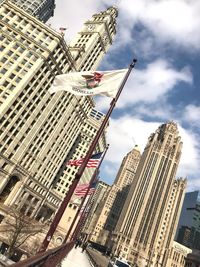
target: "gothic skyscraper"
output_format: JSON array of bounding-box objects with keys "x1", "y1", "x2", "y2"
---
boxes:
[{"x1": 112, "y1": 122, "x2": 187, "y2": 267}]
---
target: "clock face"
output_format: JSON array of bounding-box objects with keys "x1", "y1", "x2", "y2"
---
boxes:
[{"x1": 87, "y1": 24, "x2": 95, "y2": 31}]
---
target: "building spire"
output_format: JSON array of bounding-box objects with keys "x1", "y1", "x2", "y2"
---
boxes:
[
  {"x1": 106, "y1": 6, "x2": 118, "y2": 18},
  {"x1": 70, "y1": 5, "x2": 118, "y2": 71},
  {"x1": 133, "y1": 144, "x2": 140, "y2": 152}
]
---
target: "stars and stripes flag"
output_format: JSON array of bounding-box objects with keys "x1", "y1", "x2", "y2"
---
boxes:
[
  {"x1": 74, "y1": 182, "x2": 96, "y2": 197},
  {"x1": 67, "y1": 152, "x2": 103, "y2": 168},
  {"x1": 48, "y1": 69, "x2": 127, "y2": 97}
]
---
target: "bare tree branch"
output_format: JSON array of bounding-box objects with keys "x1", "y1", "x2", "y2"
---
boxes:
[{"x1": 0, "y1": 206, "x2": 44, "y2": 258}]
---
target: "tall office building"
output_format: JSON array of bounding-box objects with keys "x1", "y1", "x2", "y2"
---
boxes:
[
  {"x1": 83, "y1": 180, "x2": 110, "y2": 239},
  {"x1": 88, "y1": 180, "x2": 110, "y2": 222},
  {"x1": 104, "y1": 146, "x2": 141, "y2": 232},
  {"x1": 36, "y1": 108, "x2": 107, "y2": 236},
  {"x1": 0, "y1": 0, "x2": 56, "y2": 22},
  {"x1": 176, "y1": 191, "x2": 200, "y2": 250},
  {"x1": 69, "y1": 7, "x2": 117, "y2": 71},
  {"x1": 0, "y1": 0, "x2": 117, "y2": 224},
  {"x1": 112, "y1": 122, "x2": 187, "y2": 267},
  {"x1": 84, "y1": 146, "x2": 141, "y2": 245},
  {"x1": 54, "y1": 108, "x2": 107, "y2": 198}
]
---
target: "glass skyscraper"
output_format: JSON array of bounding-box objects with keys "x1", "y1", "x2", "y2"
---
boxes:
[{"x1": 176, "y1": 191, "x2": 200, "y2": 249}]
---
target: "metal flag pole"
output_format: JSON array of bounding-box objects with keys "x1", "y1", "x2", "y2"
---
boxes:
[
  {"x1": 63, "y1": 144, "x2": 109, "y2": 243},
  {"x1": 39, "y1": 58, "x2": 137, "y2": 252},
  {"x1": 69, "y1": 179, "x2": 97, "y2": 243}
]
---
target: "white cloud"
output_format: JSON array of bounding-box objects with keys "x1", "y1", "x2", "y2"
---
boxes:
[
  {"x1": 50, "y1": 0, "x2": 200, "y2": 53},
  {"x1": 50, "y1": 1, "x2": 200, "y2": 191},
  {"x1": 178, "y1": 127, "x2": 200, "y2": 191},
  {"x1": 49, "y1": 0, "x2": 103, "y2": 40},
  {"x1": 102, "y1": 116, "x2": 200, "y2": 191},
  {"x1": 96, "y1": 59, "x2": 193, "y2": 110},
  {"x1": 134, "y1": 102, "x2": 173, "y2": 120},
  {"x1": 113, "y1": 0, "x2": 200, "y2": 50},
  {"x1": 183, "y1": 105, "x2": 200, "y2": 127},
  {"x1": 103, "y1": 163, "x2": 119, "y2": 178},
  {"x1": 104, "y1": 117, "x2": 159, "y2": 163}
]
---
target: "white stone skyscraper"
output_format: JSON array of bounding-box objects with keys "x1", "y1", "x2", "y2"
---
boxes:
[
  {"x1": 69, "y1": 6, "x2": 118, "y2": 71},
  {"x1": 112, "y1": 122, "x2": 187, "y2": 267},
  {"x1": 0, "y1": 1, "x2": 118, "y2": 224},
  {"x1": 54, "y1": 108, "x2": 107, "y2": 199},
  {"x1": 83, "y1": 146, "x2": 141, "y2": 245}
]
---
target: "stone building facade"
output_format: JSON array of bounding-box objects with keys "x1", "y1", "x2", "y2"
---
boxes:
[
  {"x1": 0, "y1": 1, "x2": 118, "y2": 254},
  {"x1": 84, "y1": 146, "x2": 141, "y2": 245},
  {"x1": 112, "y1": 122, "x2": 187, "y2": 267}
]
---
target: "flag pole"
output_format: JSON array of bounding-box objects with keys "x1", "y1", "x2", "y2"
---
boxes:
[
  {"x1": 39, "y1": 58, "x2": 137, "y2": 252},
  {"x1": 63, "y1": 144, "x2": 109, "y2": 243}
]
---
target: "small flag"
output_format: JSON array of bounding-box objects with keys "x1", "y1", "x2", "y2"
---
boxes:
[
  {"x1": 59, "y1": 27, "x2": 67, "y2": 31},
  {"x1": 67, "y1": 152, "x2": 102, "y2": 168},
  {"x1": 74, "y1": 183, "x2": 96, "y2": 197},
  {"x1": 48, "y1": 69, "x2": 127, "y2": 97}
]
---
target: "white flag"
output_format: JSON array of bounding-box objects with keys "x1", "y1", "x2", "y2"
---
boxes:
[{"x1": 49, "y1": 69, "x2": 127, "y2": 97}]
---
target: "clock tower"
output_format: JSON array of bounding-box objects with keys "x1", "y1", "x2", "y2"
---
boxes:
[{"x1": 69, "y1": 6, "x2": 118, "y2": 71}]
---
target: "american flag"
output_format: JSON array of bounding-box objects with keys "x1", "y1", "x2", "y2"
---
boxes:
[
  {"x1": 67, "y1": 152, "x2": 102, "y2": 168},
  {"x1": 59, "y1": 27, "x2": 67, "y2": 31},
  {"x1": 74, "y1": 183, "x2": 96, "y2": 196}
]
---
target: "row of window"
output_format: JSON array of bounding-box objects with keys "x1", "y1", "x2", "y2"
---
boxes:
[{"x1": 1, "y1": 6, "x2": 54, "y2": 47}]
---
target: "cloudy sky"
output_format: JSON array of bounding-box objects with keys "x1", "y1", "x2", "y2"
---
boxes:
[{"x1": 50, "y1": 0, "x2": 200, "y2": 191}]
